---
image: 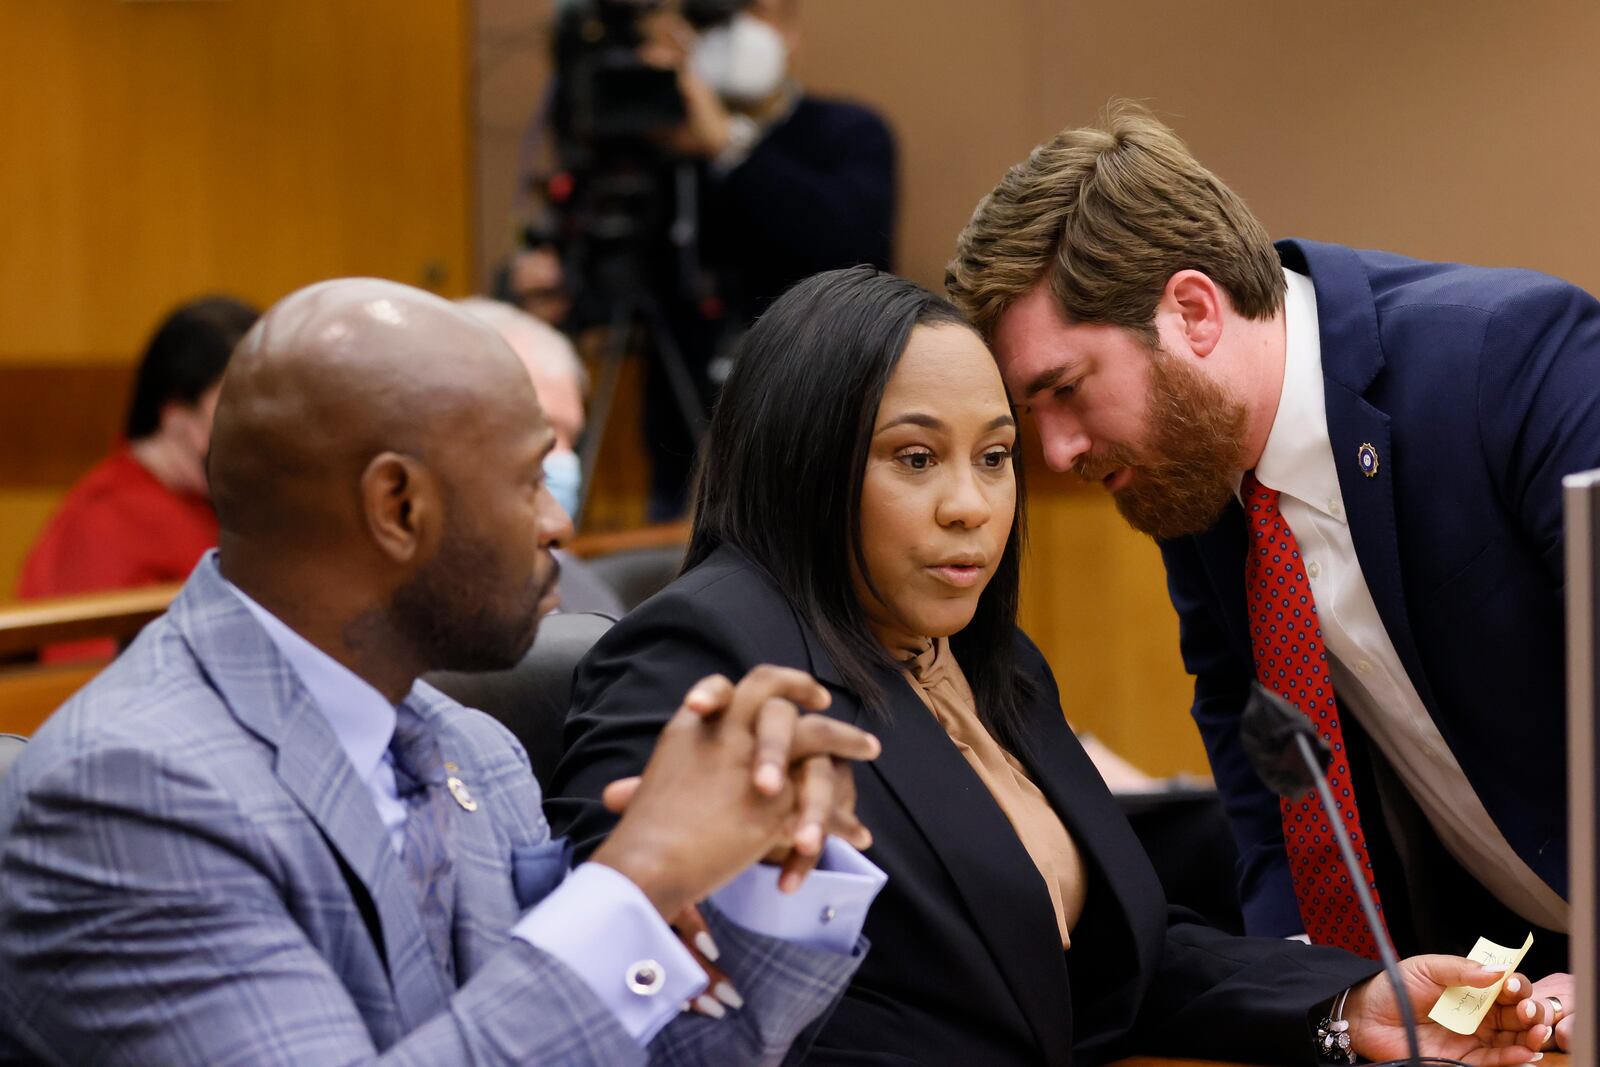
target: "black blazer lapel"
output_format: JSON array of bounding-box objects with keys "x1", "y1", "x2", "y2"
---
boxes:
[
  {"x1": 1011, "y1": 664, "x2": 1166, "y2": 1057},
  {"x1": 797, "y1": 623, "x2": 1075, "y2": 1058}
]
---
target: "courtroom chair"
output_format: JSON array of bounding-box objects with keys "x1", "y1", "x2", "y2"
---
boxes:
[
  {"x1": 0, "y1": 734, "x2": 26, "y2": 784},
  {"x1": 585, "y1": 545, "x2": 685, "y2": 612},
  {"x1": 424, "y1": 612, "x2": 614, "y2": 785}
]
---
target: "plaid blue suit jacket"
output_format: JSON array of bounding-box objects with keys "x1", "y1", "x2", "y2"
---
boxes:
[{"x1": 0, "y1": 557, "x2": 860, "y2": 1066}]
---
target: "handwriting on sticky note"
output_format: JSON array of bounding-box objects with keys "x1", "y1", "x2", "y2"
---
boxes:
[{"x1": 1426, "y1": 932, "x2": 1533, "y2": 1035}]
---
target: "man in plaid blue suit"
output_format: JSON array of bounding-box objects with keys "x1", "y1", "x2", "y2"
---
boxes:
[{"x1": 0, "y1": 279, "x2": 886, "y2": 1066}]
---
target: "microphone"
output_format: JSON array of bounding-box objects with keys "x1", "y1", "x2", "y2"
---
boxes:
[{"x1": 1241, "y1": 682, "x2": 1423, "y2": 1067}]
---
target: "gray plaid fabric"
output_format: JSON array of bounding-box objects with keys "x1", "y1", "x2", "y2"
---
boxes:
[
  {"x1": 0, "y1": 553, "x2": 863, "y2": 1066},
  {"x1": 389, "y1": 702, "x2": 458, "y2": 980}
]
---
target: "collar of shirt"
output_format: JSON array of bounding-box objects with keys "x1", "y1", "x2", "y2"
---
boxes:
[
  {"x1": 1239, "y1": 268, "x2": 1345, "y2": 524},
  {"x1": 224, "y1": 575, "x2": 399, "y2": 783}
]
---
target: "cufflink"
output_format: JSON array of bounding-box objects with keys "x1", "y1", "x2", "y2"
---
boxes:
[
  {"x1": 819, "y1": 905, "x2": 837, "y2": 924},
  {"x1": 626, "y1": 959, "x2": 665, "y2": 996}
]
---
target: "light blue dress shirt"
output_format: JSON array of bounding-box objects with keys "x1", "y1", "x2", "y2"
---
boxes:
[{"x1": 227, "y1": 580, "x2": 885, "y2": 1046}]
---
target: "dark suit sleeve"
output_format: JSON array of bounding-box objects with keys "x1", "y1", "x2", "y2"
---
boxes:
[
  {"x1": 1158, "y1": 535, "x2": 1304, "y2": 939},
  {"x1": 714, "y1": 104, "x2": 896, "y2": 274},
  {"x1": 544, "y1": 583, "x2": 755, "y2": 859},
  {"x1": 1475, "y1": 278, "x2": 1600, "y2": 578},
  {"x1": 1131, "y1": 915, "x2": 1381, "y2": 1066}
]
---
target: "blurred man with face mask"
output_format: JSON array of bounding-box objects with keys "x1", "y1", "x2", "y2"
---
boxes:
[
  {"x1": 621, "y1": 0, "x2": 898, "y2": 517},
  {"x1": 457, "y1": 297, "x2": 626, "y2": 617}
]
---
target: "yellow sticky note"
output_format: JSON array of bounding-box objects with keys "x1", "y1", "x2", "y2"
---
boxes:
[{"x1": 1425, "y1": 932, "x2": 1533, "y2": 1035}]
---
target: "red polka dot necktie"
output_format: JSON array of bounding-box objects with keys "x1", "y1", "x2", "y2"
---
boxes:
[{"x1": 1242, "y1": 472, "x2": 1387, "y2": 960}]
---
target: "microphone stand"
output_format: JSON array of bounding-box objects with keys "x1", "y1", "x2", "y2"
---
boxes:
[{"x1": 1293, "y1": 732, "x2": 1422, "y2": 1067}]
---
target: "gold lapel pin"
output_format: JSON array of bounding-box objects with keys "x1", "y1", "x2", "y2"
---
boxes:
[
  {"x1": 447, "y1": 775, "x2": 479, "y2": 812},
  {"x1": 1357, "y1": 442, "x2": 1380, "y2": 478}
]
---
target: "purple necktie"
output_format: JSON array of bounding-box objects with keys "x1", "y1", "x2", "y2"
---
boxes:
[{"x1": 389, "y1": 703, "x2": 458, "y2": 979}]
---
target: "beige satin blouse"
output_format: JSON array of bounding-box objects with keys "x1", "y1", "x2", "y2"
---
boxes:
[{"x1": 901, "y1": 637, "x2": 1087, "y2": 948}]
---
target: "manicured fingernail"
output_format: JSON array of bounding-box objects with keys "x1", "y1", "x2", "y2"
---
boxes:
[
  {"x1": 780, "y1": 871, "x2": 802, "y2": 893},
  {"x1": 694, "y1": 994, "x2": 727, "y2": 1019},
  {"x1": 1507, "y1": 977, "x2": 1521, "y2": 993},
  {"x1": 693, "y1": 930, "x2": 721, "y2": 962},
  {"x1": 796, "y1": 823, "x2": 823, "y2": 854},
  {"x1": 755, "y1": 763, "x2": 783, "y2": 794},
  {"x1": 713, "y1": 980, "x2": 744, "y2": 1010},
  {"x1": 686, "y1": 685, "x2": 714, "y2": 707}
]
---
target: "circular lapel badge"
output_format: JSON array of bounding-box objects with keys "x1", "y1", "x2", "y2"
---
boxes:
[
  {"x1": 1357, "y1": 442, "x2": 1380, "y2": 478},
  {"x1": 447, "y1": 775, "x2": 479, "y2": 812}
]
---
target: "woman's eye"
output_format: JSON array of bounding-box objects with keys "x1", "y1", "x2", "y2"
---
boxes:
[
  {"x1": 981, "y1": 448, "x2": 1013, "y2": 469},
  {"x1": 897, "y1": 449, "x2": 935, "y2": 471}
]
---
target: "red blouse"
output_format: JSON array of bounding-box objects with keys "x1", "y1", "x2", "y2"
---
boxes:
[{"x1": 18, "y1": 446, "x2": 218, "y2": 662}]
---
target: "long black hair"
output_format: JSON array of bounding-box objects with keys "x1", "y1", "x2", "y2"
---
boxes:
[{"x1": 686, "y1": 266, "x2": 1036, "y2": 753}]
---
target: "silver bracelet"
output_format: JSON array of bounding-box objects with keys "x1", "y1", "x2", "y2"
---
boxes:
[{"x1": 1315, "y1": 987, "x2": 1356, "y2": 1064}]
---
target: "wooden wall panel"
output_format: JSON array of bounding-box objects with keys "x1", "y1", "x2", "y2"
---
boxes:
[
  {"x1": 0, "y1": 0, "x2": 475, "y2": 364},
  {"x1": 0, "y1": 0, "x2": 475, "y2": 599}
]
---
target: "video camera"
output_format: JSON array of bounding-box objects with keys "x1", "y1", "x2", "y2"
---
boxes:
[{"x1": 531, "y1": 0, "x2": 747, "y2": 316}]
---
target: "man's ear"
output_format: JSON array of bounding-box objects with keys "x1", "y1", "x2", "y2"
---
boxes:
[
  {"x1": 360, "y1": 452, "x2": 436, "y2": 564},
  {"x1": 1162, "y1": 270, "x2": 1226, "y2": 358}
]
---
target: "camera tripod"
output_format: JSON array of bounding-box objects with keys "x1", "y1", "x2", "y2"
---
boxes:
[{"x1": 573, "y1": 287, "x2": 708, "y2": 528}]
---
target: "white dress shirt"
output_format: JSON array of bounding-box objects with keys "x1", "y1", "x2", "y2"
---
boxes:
[
  {"x1": 1243, "y1": 269, "x2": 1568, "y2": 934},
  {"x1": 227, "y1": 580, "x2": 887, "y2": 1045}
]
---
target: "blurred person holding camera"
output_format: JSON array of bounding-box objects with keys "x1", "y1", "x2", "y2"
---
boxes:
[{"x1": 542, "y1": 0, "x2": 896, "y2": 519}]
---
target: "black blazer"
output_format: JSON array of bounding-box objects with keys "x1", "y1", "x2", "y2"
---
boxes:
[{"x1": 545, "y1": 546, "x2": 1378, "y2": 1065}]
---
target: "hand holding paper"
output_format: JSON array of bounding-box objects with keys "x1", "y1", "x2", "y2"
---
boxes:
[
  {"x1": 1428, "y1": 934, "x2": 1535, "y2": 1035},
  {"x1": 1344, "y1": 944, "x2": 1549, "y2": 1066}
]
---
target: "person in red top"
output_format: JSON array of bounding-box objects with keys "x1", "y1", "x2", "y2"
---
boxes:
[{"x1": 19, "y1": 296, "x2": 260, "y2": 661}]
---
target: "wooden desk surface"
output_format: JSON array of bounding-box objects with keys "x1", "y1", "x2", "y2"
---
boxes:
[{"x1": 1113, "y1": 1057, "x2": 1570, "y2": 1067}]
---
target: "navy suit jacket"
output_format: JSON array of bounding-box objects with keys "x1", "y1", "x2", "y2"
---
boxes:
[
  {"x1": 1161, "y1": 239, "x2": 1600, "y2": 954},
  {"x1": 701, "y1": 95, "x2": 896, "y2": 321}
]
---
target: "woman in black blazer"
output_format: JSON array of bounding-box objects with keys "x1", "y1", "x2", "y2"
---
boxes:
[{"x1": 544, "y1": 269, "x2": 1546, "y2": 1066}]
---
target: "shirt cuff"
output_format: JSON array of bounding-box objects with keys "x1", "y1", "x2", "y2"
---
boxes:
[
  {"x1": 708, "y1": 837, "x2": 886, "y2": 955},
  {"x1": 512, "y1": 862, "x2": 707, "y2": 1046}
]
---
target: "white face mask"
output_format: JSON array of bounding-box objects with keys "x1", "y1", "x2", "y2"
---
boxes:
[
  {"x1": 542, "y1": 447, "x2": 583, "y2": 524},
  {"x1": 691, "y1": 11, "x2": 788, "y2": 107}
]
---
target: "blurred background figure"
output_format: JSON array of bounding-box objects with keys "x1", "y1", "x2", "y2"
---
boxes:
[
  {"x1": 457, "y1": 297, "x2": 626, "y2": 616},
  {"x1": 493, "y1": 243, "x2": 573, "y2": 327},
  {"x1": 17, "y1": 296, "x2": 259, "y2": 661},
  {"x1": 531, "y1": 0, "x2": 897, "y2": 519}
]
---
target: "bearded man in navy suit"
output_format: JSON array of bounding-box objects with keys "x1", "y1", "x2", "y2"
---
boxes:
[{"x1": 947, "y1": 102, "x2": 1598, "y2": 1055}]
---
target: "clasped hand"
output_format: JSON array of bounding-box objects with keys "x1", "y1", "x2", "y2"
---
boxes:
[{"x1": 590, "y1": 665, "x2": 879, "y2": 921}]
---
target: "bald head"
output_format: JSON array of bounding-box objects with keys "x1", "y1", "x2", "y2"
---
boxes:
[
  {"x1": 210, "y1": 278, "x2": 542, "y2": 544},
  {"x1": 208, "y1": 278, "x2": 572, "y2": 694}
]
